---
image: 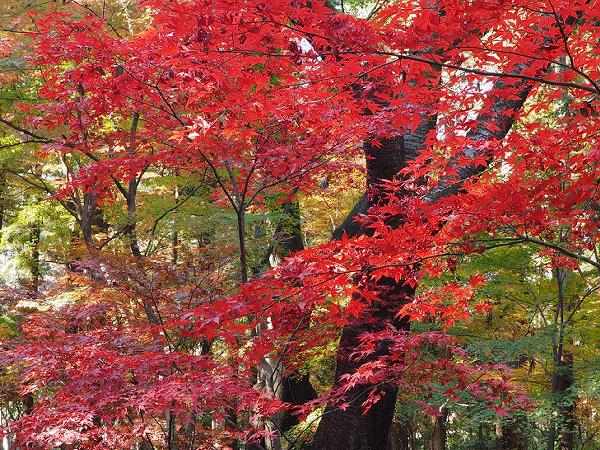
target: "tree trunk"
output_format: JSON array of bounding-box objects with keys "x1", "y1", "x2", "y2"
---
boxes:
[
  {"x1": 311, "y1": 284, "x2": 413, "y2": 450},
  {"x1": 80, "y1": 190, "x2": 103, "y2": 248},
  {"x1": 387, "y1": 419, "x2": 413, "y2": 450},
  {"x1": 171, "y1": 185, "x2": 179, "y2": 265},
  {"x1": 276, "y1": 201, "x2": 318, "y2": 432},
  {"x1": 29, "y1": 221, "x2": 41, "y2": 292},
  {"x1": 0, "y1": 170, "x2": 6, "y2": 232},
  {"x1": 496, "y1": 415, "x2": 527, "y2": 450},
  {"x1": 547, "y1": 348, "x2": 574, "y2": 450},
  {"x1": 251, "y1": 198, "x2": 317, "y2": 448},
  {"x1": 428, "y1": 408, "x2": 447, "y2": 450},
  {"x1": 557, "y1": 349, "x2": 575, "y2": 450},
  {"x1": 312, "y1": 136, "x2": 413, "y2": 450},
  {"x1": 547, "y1": 268, "x2": 575, "y2": 450}
]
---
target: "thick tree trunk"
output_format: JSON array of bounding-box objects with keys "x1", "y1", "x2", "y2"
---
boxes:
[
  {"x1": 312, "y1": 77, "x2": 531, "y2": 448},
  {"x1": 428, "y1": 408, "x2": 448, "y2": 450},
  {"x1": 79, "y1": 191, "x2": 100, "y2": 249},
  {"x1": 280, "y1": 373, "x2": 317, "y2": 431},
  {"x1": 310, "y1": 17, "x2": 536, "y2": 447},
  {"x1": 311, "y1": 281, "x2": 413, "y2": 450},
  {"x1": 312, "y1": 136, "x2": 413, "y2": 450}
]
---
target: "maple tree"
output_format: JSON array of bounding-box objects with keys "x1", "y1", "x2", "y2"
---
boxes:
[{"x1": 0, "y1": 0, "x2": 598, "y2": 449}]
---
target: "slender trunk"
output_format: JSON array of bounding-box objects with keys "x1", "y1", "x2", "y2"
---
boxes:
[
  {"x1": 558, "y1": 349, "x2": 574, "y2": 450},
  {"x1": 172, "y1": 184, "x2": 179, "y2": 265},
  {"x1": 236, "y1": 208, "x2": 248, "y2": 284},
  {"x1": 548, "y1": 348, "x2": 574, "y2": 450},
  {"x1": 223, "y1": 207, "x2": 246, "y2": 450},
  {"x1": 547, "y1": 268, "x2": 575, "y2": 450},
  {"x1": 172, "y1": 228, "x2": 179, "y2": 265},
  {"x1": 267, "y1": 199, "x2": 317, "y2": 432},
  {"x1": 167, "y1": 411, "x2": 176, "y2": 450},
  {"x1": 0, "y1": 170, "x2": 6, "y2": 232},
  {"x1": 30, "y1": 221, "x2": 41, "y2": 292},
  {"x1": 121, "y1": 113, "x2": 161, "y2": 327},
  {"x1": 125, "y1": 112, "x2": 143, "y2": 259},
  {"x1": 126, "y1": 183, "x2": 142, "y2": 259},
  {"x1": 251, "y1": 199, "x2": 317, "y2": 448},
  {"x1": 547, "y1": 340, "x2": 559, "y2": 450}
]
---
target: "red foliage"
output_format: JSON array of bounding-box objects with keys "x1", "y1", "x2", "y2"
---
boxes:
[{"x1": 2, "y1": 0, "x2": 599, "y2": 447}]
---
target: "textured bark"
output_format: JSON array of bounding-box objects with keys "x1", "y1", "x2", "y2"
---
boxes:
[
  {"x1": 332, "y1": 122, "x2": 437, "y2": 240},
  {"x1": 77, "y1": 191, "x2": 100, "y2": 248},
  {"x1": 425, "y1": 77, "x2": 534, "y2": 203},
  {"x1": 496, "y1": 416, "x2": 527, "y2": 450},
  {"x1": 312, "y1": 136, "x2": 413, "y2": 450},
  {"x1": 311, "y1": 275, "x2": 413, "y2": 450},
  {"x1": 428, "y1": 408, "x2": 448, "y2": 450},
  {"x1": 557, "y1": 350, "x2": 575, "y2": 450},
  {"x1": 547, "y1": 348, "x2": 575, "y2": 450},
  {"x1": 387, "y1": 420, "x2": 413, "y2": 450}
]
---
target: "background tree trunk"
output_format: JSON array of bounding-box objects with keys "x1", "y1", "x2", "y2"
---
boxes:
[
  {"x1": 428, "y1": 408, "x2": 448, "y2": 450},
  {"x1": 387, "y1": 418, "x2": 415, "y2": 450},
  {"x1": 547, "y1": 268, "x2": 575, "y2": 450},
  {"x1": 496, "y1": 415, "x2": 527, "y2": 450},
  {"x1": 29, "y1": 221, "x2": 41, "y2": 292}
]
